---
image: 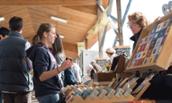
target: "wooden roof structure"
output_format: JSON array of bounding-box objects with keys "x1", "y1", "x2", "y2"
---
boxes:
[{"x1": 0, "y1": 0, "x2": 98, "y2": 58}]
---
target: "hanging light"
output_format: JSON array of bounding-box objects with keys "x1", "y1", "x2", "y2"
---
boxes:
[
  {"x1": 59, "y1": 35, "x2": 64, "y2": 39},
  {"x1": 0, "y1": 16, "x2": 5, "y2": 22},
  {"x1": 50, "y1": 16, "x2": 68, "y2": 24}
]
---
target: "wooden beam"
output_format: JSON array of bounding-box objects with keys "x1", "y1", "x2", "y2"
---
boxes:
[
  {"x1": 63, "y1": 0, "x2": 96, "y2": 6},
  {"x1": 65, "y1": 50, "x2": 78, "y2": 58},
  {"x1": 0, "y1": 0, "x2": 61, "y2": 5},
  {"x1": 102, "y1": 0, "x2": 110, "y2": 8},
  {"x1": 98, "y1": 25, "x2": 108, "y2": 58},
  {"x1": 85, "y1": 33, "x2": 98, "y2": 49},
  {"x1": 64, "y1": 6, "x2": 97, "y2": 15},
  {"x1": 116, "y1": 0, "x2": 123, "y2": 45},
  {"x1": 0, "y1": 0, "x2": 96, "y2": 5}
]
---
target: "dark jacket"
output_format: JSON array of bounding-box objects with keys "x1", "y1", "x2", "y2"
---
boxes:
[
  {"x1": 64, "y1": 67, "x2": 78, "y2": 86},
  {"x1": 130, "y1": 29, "x2": 142, "y2": 50},
  {"x1": 27, "y1": 43, "x2": 62, "y2": 97},
  {"x1": 142, "y1": 66, "x2": 172, "y2": 100},
  {"x1": 0, "y1": 31, "x2": 33, "y2": 93}
]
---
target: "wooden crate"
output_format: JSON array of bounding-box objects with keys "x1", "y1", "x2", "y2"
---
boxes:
[
  {"x1": 95, "y1": 72, "x2": 116, "y2": 82},
  {"x1": 126, "y1": 13, "x2": 172, "y2": 72}
]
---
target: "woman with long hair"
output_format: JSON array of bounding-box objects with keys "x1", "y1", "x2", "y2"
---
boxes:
[{"x1": 27, "y1": 23, "x2": 72, "y2": 103}]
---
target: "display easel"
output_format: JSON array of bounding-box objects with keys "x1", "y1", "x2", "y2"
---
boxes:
[
  {"x1": 127, "y1": 13, "x2": 172, "y2": 72},
  {"x1": 123, "y1": 12, "x2": 172, "y2": 100}
]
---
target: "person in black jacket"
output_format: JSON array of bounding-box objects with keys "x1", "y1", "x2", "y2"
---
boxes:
[
  {"x1": 0, "y1": 27, "x2": 9, "y2": 103},
  {"x1": 0, "y1": 27, "x2": 9, "y2": 40},
  {"x1": 128, "y1": 12, "x2": 149, "y2": 98},
  {"x1": 0, "y1": 16, "x2": 33, "y2": 103},
  {"x1": 64, "y1": 66, "x2": 78, "y2": 86},
  {"x1": 128, "y1": 12, "x2": 148, "y2": 50},
  {"x1": 128, "y1": 13, "x2": 172, "y2": 101}
]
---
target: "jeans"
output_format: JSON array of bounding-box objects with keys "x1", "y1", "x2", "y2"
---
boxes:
[{"x1": 37, "y1": 93, "x2": 61, "y2": 103}]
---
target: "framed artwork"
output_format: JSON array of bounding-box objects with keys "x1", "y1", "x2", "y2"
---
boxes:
[{"x1": 126, "y1": 13, "x2": 172, "y2": 72}]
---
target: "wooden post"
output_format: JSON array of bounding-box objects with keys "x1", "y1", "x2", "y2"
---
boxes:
[{"x1": 116, "y1": 0, "x2": 123, "y2": 45}]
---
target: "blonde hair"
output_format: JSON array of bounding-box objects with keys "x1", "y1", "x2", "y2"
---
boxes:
[{"x1": 128, "y1": 12, "x2": 148, "y2": 28}]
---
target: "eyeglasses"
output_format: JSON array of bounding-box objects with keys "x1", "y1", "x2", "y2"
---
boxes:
[
  {"x1": 49, "y1": 31, "x2": 56, "y2": 35},
  {"x1": 127, "y1": 22, "x2": 139, "y2": 28}
]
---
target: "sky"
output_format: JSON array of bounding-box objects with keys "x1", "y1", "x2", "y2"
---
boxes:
[{"x1": 90, "y1": 0, "x2": 171, "y2": 52}]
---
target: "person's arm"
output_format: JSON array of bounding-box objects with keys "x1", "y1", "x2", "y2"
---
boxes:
[
  {"x1": 34, "y1": 47, "x2": 72, "y2": 81},
  {"x1": 39, "y1": 60, "x2": 72, "y2": 81}
]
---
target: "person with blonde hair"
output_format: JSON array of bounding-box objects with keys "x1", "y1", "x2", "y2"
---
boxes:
[{"x1": 128, "y1": 12, "x2": 148, "y2": 50}]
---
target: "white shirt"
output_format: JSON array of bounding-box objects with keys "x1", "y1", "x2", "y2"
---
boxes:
[{"x1": 72, "y1": 63, "x2": 82, "y2": 83}]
